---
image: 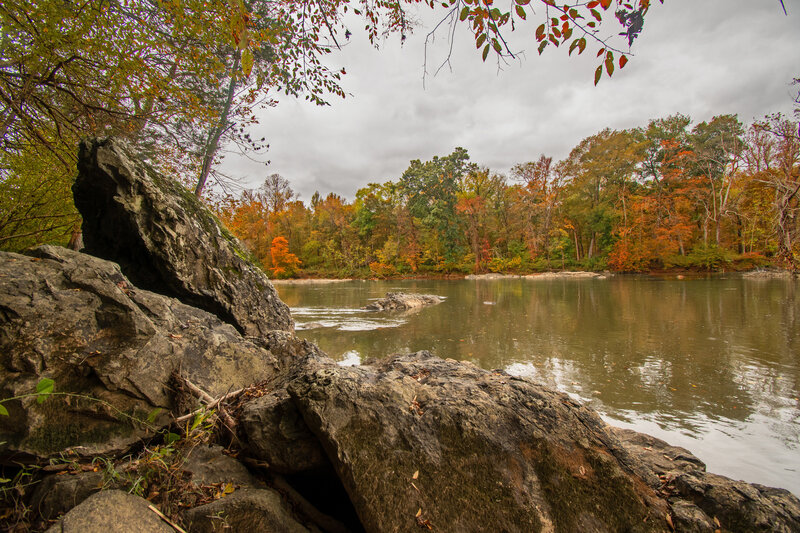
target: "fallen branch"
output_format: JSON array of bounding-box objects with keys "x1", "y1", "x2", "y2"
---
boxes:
[
  {"x1": 170, "y1": 373, "x2": 242, "y2": 431},
  {"x1": 148, "y1": 503, "x2": 187, "y2": 533}
]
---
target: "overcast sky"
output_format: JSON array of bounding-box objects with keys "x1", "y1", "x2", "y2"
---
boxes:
[{"x1": 220, "y1": 0, "x2": 800, "y2": 202}]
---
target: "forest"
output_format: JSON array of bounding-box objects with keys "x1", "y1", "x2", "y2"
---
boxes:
[{"x1": 216, "y1": 112, "x2": 800, "y2": 278}]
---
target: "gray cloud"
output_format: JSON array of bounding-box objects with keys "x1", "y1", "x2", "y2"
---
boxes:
[{"x1": 222, "y1": 0, "x2": 799, "y2": 201}]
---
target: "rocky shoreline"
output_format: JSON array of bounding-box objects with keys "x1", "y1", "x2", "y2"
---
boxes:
[{"x1": 2, "y1": 138, "x2": 798, "y2": 532}]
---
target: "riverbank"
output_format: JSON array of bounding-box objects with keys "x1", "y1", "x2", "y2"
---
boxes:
[{"x1": 272, "y1": 267, "x2": 796, "y2": 282}]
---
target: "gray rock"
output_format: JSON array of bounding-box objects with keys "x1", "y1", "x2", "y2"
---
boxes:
[
  {"x1": 670, "y1": 470, "x2": 800, "y2": 532},
  {"x1": 609, "y1": 427, "x2": 706, "y2": 483},
  {"x1": 73, "y1": 137, "x2": 293, "y2": 337},
  {"x1": 0, "y1": 246, "x2": 281, "y2": 459},
  {"x1": 31, "y1": 471, "x2": 105, "y2": 519},
  {"x1": 364, "y1": 292, "x2": 443, "y2": 311},
  {"x1": 288, "y1": 351, "x2": 671, "y2": 533},
  {"x1": 240, "y1": 390, "x2": 327, "y2": 474},
  {"x1": 181, "y1": 444, "x2": 260, "y2": 487},
  {"x1": 184, "y1": 488, "x2": 311, "y2": 533},
  {"x1": 668, "y1": 500, "x2": 716, "y2": 532},
  {"x1": 45, "y1": 489, "x2": 173, "y2": 533},
  {"x1": 611, "y1": 426, "x2": 800, "y2": 532}
]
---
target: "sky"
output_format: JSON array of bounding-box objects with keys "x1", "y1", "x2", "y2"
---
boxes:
[{"x1": 220, "y1": 0, "x2": 800, "y2": 203}]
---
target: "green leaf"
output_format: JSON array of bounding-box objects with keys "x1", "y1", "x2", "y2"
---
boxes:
[
  {"x1": 164, "y1": 432, "x2": 181, "y2": 445},
  {"x1": 459, "y1": 6, "x2": 469, "y2": 20},
  {"x1": 0, "y1": 403, "x2": 8, "y2": 416},
  {"x1": 476, "y1": 33, "x2": 487, "y2": 48},
  {"x1": 492, "y1": 39, "x2": 502, "y2": 53},
  {"x1": 146, "y1": 407, "x2": 163, "y2": 424},
  {"x1": 35, "y1": 377, "x2": 54, "y2": 403},
  {"x1": 482, "y1": 44, "x2": 490, "y2": 61},
  {"x1": 594, "y1": 64, "x2": 603, "y2": 85},
  {"x1": 515, "y1": 5, "x2": 526, "y2": 19},
  {"x1": 190, "y1": 411, "x2": 205, "y2": 432}
]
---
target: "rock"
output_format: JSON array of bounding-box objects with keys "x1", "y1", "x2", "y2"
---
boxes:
[
  {"x1": 181, "y1": 445, "x2": 260, "y2": 487},
  {"x1": 609, "y1": 427, "x2": 706, "y2": 482},
  {"x1": 363, "y1": 293, "x2": 443, "y2": 311},
  {"x1": 524, "y1": 271, "x2": 606, "y2": 279},
  {"x1": 30, "y1": 471, "x2": 105, "y2": 520},
  {"x1": 611, "y1": 426, "x2": 800, "y2": 532},
  {"x1": 669, "y1": 470, "x2": 800, "y2": 532},
  {"x1": 44, "y1": 490, "x2": 173, "y2": 533},
  {"x1": 73, "y1": 137, "x2": 292, "y2": 337},
  {"x1": 240, "y1": 390, "x2": 328, "y2": 474},
  {"x1": 184, "y1": 488, "x2": 311, "y2": 533},
  {"x1": 288, "y1": 351, "x2": 670, "y2": 533},
  {"x1": 464, "y1": 273, "x2": 521, "y2": 280},
  {"x1": 668, "y1": 500, "x2": 716, "y2": 532},
  {"x1": 0, "y1": 246, "x2": 281, "y2": 459}
]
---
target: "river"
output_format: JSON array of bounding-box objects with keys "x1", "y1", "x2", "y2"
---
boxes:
[{"x1": 275, "y1": 275, "x2": 800, "y2": 495}]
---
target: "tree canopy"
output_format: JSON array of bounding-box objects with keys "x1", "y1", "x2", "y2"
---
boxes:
[{"x1": 1, "y1": 0, "x2": 661, "y2": 250}]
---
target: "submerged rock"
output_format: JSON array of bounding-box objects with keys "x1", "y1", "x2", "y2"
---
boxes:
[
  {"x1": 364, "y1": 292, "x2": 443, "y2": 311},
  {"x1": 73, "y1": 138, "x2": 292, "y2": 337},
  {"x1": 0, "y1": 246, "x2": 281, "y2": 459}
]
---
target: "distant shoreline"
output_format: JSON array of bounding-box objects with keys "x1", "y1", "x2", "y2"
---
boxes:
[{"x1": 270, "y1": 268, "x2": 795, "y2": 283}]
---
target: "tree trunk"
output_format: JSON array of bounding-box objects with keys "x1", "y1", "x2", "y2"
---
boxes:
[{"x1": 195, "y1": 55, "x2": 240, "y2": 198}]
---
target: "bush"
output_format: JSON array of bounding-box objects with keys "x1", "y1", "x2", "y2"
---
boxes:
[{"x1": 685, "y1": 245, "x2": 733, "y2": 271}]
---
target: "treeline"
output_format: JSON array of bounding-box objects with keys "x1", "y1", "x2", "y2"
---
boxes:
[{"x1": 217, "y1": 113, "x2": 800, "y2": 278}]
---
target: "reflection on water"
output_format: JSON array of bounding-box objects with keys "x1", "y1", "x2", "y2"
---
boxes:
[{"x1": 277, "y1": 277, "x2": 800, "y2": 494}]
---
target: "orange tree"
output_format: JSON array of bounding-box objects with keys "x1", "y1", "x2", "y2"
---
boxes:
[{"x1": 270, "y1": 236, "x2": 302, "y2": 278}]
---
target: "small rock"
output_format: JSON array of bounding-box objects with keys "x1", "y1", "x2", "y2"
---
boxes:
[
  {"x1": 45, "y1": 490, "x2": 173, "y2": 533},
  {"x1": 31, "y1": 471, "x2": 105, "y2": 520},
  {"x1": 184, "y1": 488, "x2": 311, "y2": 533},
  {"x1": 364, "y1": 293, "x2": 443, "y2": 311},
  {"x1": 181, "y1": 445, "x2": 260, "y2": 487}
]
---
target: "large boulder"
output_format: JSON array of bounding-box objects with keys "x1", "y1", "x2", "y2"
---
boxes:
[
  {"x1": 287, "y1": 351, "x2": 671, "y2": 533},
  {"x1": 0, "y1": 246, "x2": 282, "y2": 459},
  {"x1": 73, "y1": 137, "x2": 292, "y2": 337}
]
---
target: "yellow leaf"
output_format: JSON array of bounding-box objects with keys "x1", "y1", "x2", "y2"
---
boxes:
[{"x1": 241, "y1": 48, "x2": 253, "y2": 77}]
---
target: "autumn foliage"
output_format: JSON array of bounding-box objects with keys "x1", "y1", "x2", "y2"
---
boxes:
[
  {"x1": 215, "y1": 112, "x2": 799, "y2": 278},
  {"x1": 270, "y1": 236, "x2": 302, "y2": 278}
]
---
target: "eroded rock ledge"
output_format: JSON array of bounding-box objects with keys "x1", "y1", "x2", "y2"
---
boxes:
[{"x1": 2, "y1": 138, "x2": 798, "y2": 532}]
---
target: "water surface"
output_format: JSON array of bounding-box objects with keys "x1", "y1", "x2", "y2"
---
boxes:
[{"x1": 276, "y1": 277, "x2": 800, "y2": 494}]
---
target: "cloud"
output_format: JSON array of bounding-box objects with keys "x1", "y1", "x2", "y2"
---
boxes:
[{"x1": 221, "y1": 0, "x2": 799, "y2": 201}]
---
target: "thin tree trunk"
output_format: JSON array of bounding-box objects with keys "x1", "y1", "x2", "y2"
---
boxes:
[{"x1": 195, "y1": 55, "x2": 240, "y2": 198}]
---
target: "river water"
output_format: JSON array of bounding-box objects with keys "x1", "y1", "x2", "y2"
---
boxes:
[{"x1": 275, "y1": 276, "x2": 800, "y2": 495}]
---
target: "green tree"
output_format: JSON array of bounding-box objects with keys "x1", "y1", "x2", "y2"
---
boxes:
[{"x1": 400, "y1": 148, "x2": 475, "y2": 265}]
